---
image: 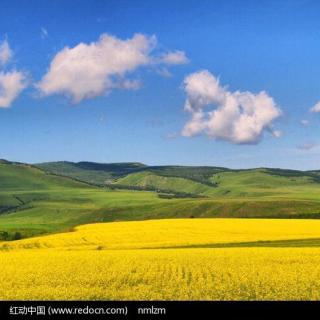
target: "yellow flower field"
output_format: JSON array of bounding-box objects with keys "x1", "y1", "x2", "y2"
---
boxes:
[
  {"x1": 1, "y1": 218, "x2": 320, "y2": 300},
  {"x1": 3, "y1": 218, "x2": 320, "y2": 250}
]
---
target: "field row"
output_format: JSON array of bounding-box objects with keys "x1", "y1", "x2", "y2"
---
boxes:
[
  {"x1": 3, "y1": 218, "x2": 320, "y2": 250},
  {"x1": 2, "y1": 248, "x2": 320, "y2": 300}
]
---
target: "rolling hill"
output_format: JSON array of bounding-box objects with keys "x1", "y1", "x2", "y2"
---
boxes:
[
  {"x1": 36, "y1": 161, "x2": 147, "y2": 185},
  {"x1": 2, "y1": 159, "x2": 320, "y2": 241},
  {"x1": 37, "y1": 160, "x2": 320, "y2": 198},
  {"x1": 0, "y1": 160, "x2": 88, "y2": 191},
  {"x1": 0, "y1": 160, "x2": 88, "y2": 213}
]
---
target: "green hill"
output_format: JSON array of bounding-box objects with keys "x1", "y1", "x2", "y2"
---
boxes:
[
  {"x1": 2, "y1": 160, "x2": 320, "y2": 241},
  {"x1": 36, "y1": 161, "x2": 147, "y2": 185},
  {"x1": 36, "y1": 162, "x2": 226, "y2": 185},
  {"x1": 36, "y1": 161, "x2": 320, "y2": 198},
  {"x1": 0, "y1": 160, "x2": 88, "y2": 213},
  {"x1": 0, "y1": 160, "x2": 88, "y2": 191},
  {"x1": 113, "y1": 167, "x2": 320, "y2": 199},
  {"x1": 113, "y1": 171, "x2": 214, "y2": 196}
]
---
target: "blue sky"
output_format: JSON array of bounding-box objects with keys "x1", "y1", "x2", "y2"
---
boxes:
[{"x1": 1, "y1": 0, "x2": 320, "y2": 169}]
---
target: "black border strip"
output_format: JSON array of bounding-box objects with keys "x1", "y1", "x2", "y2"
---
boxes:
[{"x1": 0, "y1": 301, "x2": 319, "y2": 319}]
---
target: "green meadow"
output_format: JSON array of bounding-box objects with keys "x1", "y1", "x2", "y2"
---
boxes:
[{"x1": 2, "y1": 159, "x2": 320, "y2": 240}]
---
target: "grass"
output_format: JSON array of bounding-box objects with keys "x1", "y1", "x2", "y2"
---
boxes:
[
  {"x1": 0, "y1": 162, "x2": 87, "y2": 191},
  {"x1": 36, "y1": 161, "x2": 147, "y2": 185},
  {"x1": 3, "y1": 187, "x2": 320, "y2": 239},
  {"x1": 114, "y1": 171, "x2": 213, "y2": 195},
  {"x1": 115, "y1": 168, "x2": 320, "y2": 198},
  {"x1": 36, "y1": 160, "x2": 320, "y2": 196},
  {"x1": 3, "y1": 160, "x2": 320, "y2": 240}
]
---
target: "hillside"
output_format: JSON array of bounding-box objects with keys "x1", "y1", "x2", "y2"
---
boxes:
[
  {"x1": 0, "y1": 160, "x2": 88, "y2": 191},
  {"x1": 113, "y1": 171, "x2": 214, "y2": 196},
  {"x1": 36, "y1": 161, "x2": 147, "y2": 185},
  {"x1": 0, "y1": 160, "x2": 88, "y2": 214},
  {"x1": 36, "y1": 161, "x2": 320, "y2": 198},
  {"x1": 2, "y1": 160, "x2": 320, "y2": 241},
  {"x1": 36, "y1": 161, "x2": 226, "y2": 186}
]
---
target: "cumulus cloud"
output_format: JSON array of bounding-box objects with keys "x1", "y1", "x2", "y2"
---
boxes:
[
  {"x1": 310, "y1": 102, "x2": 320, "y2": 113},
  {"x1": 37, "y1": 33, "x2": 188, "y2": 103},
  {"x1": 160, "y1": 50, "x2": 189, "y2": 65},
  {"x1": 0, "y1": 71, "x2": 27, "y2": 108},
  {"x1": 181, "y1": 70, "x2": 282, "y2": 144},
  {"x1": 0, "y1": 40, "x2": 12, "y2": 66},
  {"x1": 36, "y1": 33, "x2": 155, "y2": 102},
  {"x1": 300, "y1": 119, "x2": 309, "y2": 127},
  {"x1": 0, "y1": 39, "x2": 27, "y2": 108}
]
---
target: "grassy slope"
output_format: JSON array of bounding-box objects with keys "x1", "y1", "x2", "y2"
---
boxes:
[
  {"x1": 114, "y1": 171, "x2": 214, "y2": 195},
  {"x1": 36, "y1": 162, "x2": 225, "y2": 188},
  {"x1": 37, "y1": 161, "x2": 320, "y2": 198},
  {"x1": 209, "y1": 169, "x2": 320, "y2": 198},
  {"x1": 36, "y1": 161, "x2": 146, "y2": 185},
  {"x1": 2, "y1": 161, "x2": 320, "y2": 240},
  {"x1": 115, "y1": 168, "x2": 320, "y2": 199},
  {"x1": 0, "y1": 161, "x2": 88, "y2": 211},
  {"x1": 0, "y1": 161, "x2": 89, "y2": 190},
  {"x1": 2, "y1": 188, "x2": 320, "y2": 241}
]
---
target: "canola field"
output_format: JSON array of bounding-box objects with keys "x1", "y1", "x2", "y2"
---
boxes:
[{"x1": 1, "y1": 218, "x2": 320, "y2": 300}]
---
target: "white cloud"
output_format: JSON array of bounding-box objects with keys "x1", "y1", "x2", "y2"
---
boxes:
[
  {"x1": 37, "y1": 33, "x2": 188, "y2": 103},
  {"x1": 0, "y1": 39, "x2": 27, "y2": 108},
  {"x1": 182, "y1": 70, "x2": 282, "y2": 144},
  {"x1": 0, "y1": 40, "x2": 12, "y2": 66},
  {"x1": 300, "y1": 119, "x2": 309, "y2": 127},
  {"x1": 310, "y1": 102, "x2": 320, "y2": 113},
  {"x1": 37, "y1": 33, "x2": 155, "y2": 102},
  {"x1": 156, "y1": 67, "x2": 172, "y2": 78},
  {"x1": 271, "y1": 129, "x2": 282, "y2": 138},
  {"x1": 160, "y1": 50, "x2": 189, "y2": 65},
  {"x1": 0, "y1": 71, "x2": 27, "y2": 108},
  {"x1": 41, "y1": 27, "x2": 48, "y2": 39}
]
